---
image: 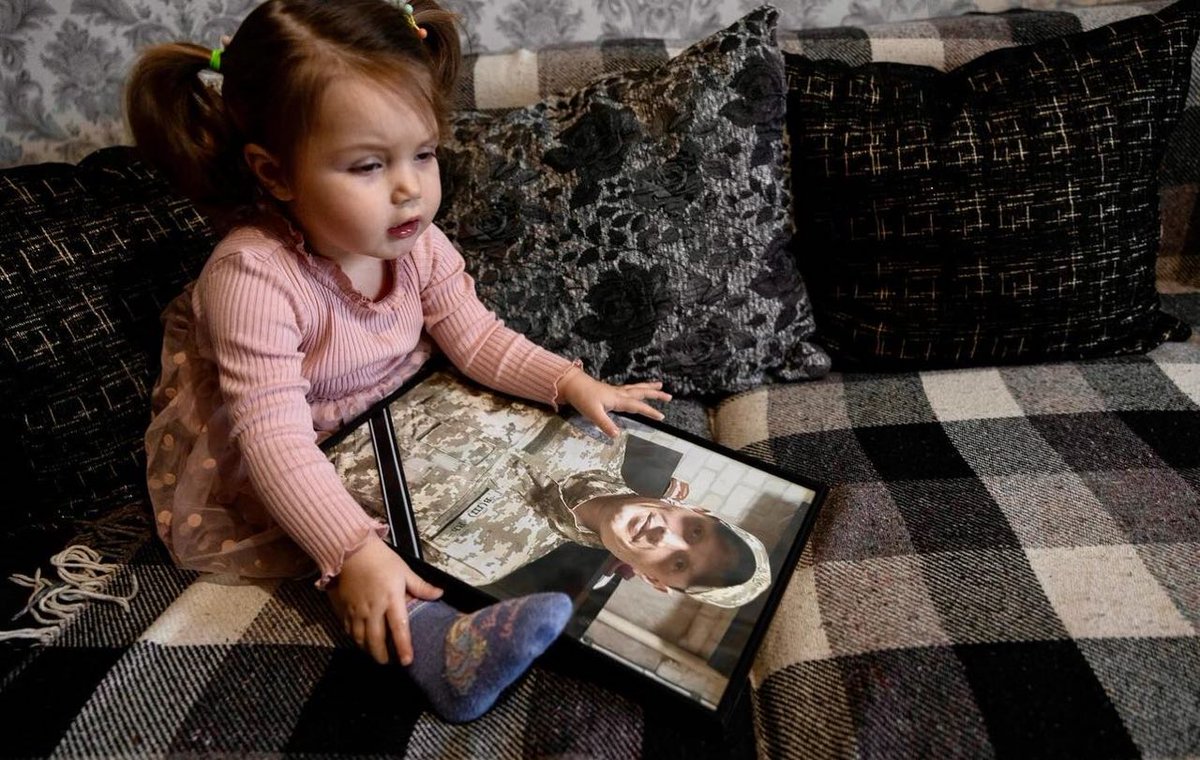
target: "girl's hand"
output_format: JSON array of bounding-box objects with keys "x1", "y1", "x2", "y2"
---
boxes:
[
  {"x1": 555, "y1": 368, "x2": 672, "y2": 438},
  {"x1": 326, "y1": 534, "x2": 442, "y2": 665}
]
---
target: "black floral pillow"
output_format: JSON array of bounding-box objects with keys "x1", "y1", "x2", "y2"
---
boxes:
[
  {"x1": 785, "y1": 0, "x2": 1200, "y2": 368},
  {"x1": 437, "y1": 6, "x2": 830, "y2": 396}
]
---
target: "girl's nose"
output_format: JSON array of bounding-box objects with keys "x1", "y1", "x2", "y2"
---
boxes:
[{"x1": 392, "y1": 171, "x2": 420, "y2": 203}]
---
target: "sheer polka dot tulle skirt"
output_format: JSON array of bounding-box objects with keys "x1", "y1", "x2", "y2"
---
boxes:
[{"x1": 144, "y1": 288, "x2": 314, "y2": 580}]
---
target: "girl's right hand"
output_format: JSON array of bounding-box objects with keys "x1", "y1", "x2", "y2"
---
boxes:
[
  {"x1": 554, "y1": 368, "x2": 671, "y2": 438},
  {"x1": 326, "y1": 534, "x2": 442, "y2": 665}
]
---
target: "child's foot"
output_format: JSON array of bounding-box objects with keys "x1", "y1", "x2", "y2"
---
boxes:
[{"x1": 405, "y1": 592, "x2": 572, "y2": 722}]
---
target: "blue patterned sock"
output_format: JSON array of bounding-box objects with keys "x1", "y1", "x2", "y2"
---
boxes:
[{"x1": 406, "y1": 593, "x2": 572, "y2": 722}]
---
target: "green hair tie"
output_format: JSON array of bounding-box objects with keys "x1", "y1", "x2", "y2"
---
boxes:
[{"x1": 209, "y1": 48, "x2": 223, "y2": 72}]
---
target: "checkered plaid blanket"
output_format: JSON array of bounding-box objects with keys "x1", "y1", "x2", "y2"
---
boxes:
[
  {"x1": 719, "y1": 8, "x2": 1200, "y2": 753},
  {"x1": 3, "y1": 3, "x2": 1198, "y2": 757},
  {"x1": 5, "y1": 344, "x2": 1195, "y2": 759},
  {"x1": 717, "y1": 307, "x2": 1200, "y2": 757},
  {"x1": 0, "y1": 498, "x2": 761, "y2": 758}
]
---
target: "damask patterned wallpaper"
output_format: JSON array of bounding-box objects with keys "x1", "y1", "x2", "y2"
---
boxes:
[{"x1": 2, "y1": 0, "x2": 1113, "y2": 168}]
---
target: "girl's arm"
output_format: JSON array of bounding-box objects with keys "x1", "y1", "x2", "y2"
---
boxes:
[
  {"x1": 201, "y1": 249, "x2": 441, "y2": 662},
  {"x1": 200, "y1": 250, "x2": 390, "y2": 586},
  {"x1": 417, "y1": 225, "x2": 577, "y2": 404}
]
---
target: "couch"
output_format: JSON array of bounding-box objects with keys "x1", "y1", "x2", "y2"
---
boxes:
[{"x1": 1, "y1": 0, "x2": 1197, "y2": 757}]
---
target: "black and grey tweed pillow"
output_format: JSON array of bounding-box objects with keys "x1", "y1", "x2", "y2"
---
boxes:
[
  {"x1": 786, "y1": 0, "x2": 1200, "y2": 368},
  {"x1": 0, "y1": 148, "x2": 214, "y2": 536},
  {"x1": 437, "y1": 6, "x2": 830, "y2": 396}
]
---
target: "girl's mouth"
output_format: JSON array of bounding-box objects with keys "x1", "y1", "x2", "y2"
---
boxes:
[{"x1": 388, "y1": 220, "x2": 420, "y2": 238}]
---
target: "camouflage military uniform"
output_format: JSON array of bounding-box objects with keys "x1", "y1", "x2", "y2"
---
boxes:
[{"x1": 333, "y1": 372, "x2": 636, "y2": 586}]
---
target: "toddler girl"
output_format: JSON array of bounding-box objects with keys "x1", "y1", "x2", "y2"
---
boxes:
[{"x1": 125, "y1": 0, "x2": 670, "y2": 723}]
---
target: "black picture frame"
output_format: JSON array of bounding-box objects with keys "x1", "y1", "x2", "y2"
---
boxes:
[{"x1": 322, "y1": 361, "x2": 826, "y2": 724}]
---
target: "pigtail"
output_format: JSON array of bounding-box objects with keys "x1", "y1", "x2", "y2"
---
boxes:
[
  {"x1": 125, "y1": 0, "x2": 467, "y2": 223},
  {"x1": 125, "y1": 43, "x2": 252, "y2": 213},
  {"x1": 410, "y1": 1, "x2": 461, "y2": 107}
]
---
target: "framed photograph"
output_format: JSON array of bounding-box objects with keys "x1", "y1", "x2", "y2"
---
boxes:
[{"x1": 323, "y1": 363, "x2": 826, "y2": 721}]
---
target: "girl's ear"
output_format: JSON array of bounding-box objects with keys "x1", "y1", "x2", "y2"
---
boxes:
[{"x1": 243, "y1": 143, "x2": 294, "y2": 202}]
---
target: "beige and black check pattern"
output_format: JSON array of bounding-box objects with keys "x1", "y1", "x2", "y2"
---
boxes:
[{"x1": 719, "y1": 331, "x2": 1199, "y2": 757}]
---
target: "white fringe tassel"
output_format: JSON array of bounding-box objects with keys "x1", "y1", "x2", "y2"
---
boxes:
[{"x1": 0, "y1": 545, "x2": 139, "y2": 644}]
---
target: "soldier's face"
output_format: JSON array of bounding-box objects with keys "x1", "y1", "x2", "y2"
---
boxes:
[{"x1": 596, "y1": 500, "x2": 736, "y2": 592}]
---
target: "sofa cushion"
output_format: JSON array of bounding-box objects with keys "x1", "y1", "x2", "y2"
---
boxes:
[
  {"x1": 784, "y1": 0, "x2": 1200, "y2": 368},
  {"x1": 436, "y1": 7, "x2": 830, "y2": 397},
  {"x1": 0, "y1": 147, "x2": 214, "y2": 536}
]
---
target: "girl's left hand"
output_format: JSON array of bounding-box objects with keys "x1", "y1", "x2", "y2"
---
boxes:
[{"x1": 555, "y1": 368, "x2": 672, "y2": 437}]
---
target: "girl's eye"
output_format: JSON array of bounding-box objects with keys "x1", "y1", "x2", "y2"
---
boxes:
[
  {"x1": 416, "y1": 150, "x2": 437, "y2": 162},
  {"x1": 350, "y1": 162, "x2": 383, "y2": 174}
]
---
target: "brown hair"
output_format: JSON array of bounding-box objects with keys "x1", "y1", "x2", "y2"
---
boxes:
[{"x1": 124, "y1": 0, "x2": 459, "y2": 220}]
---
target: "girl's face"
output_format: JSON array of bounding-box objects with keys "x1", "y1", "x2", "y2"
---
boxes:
[{"x1": 268, "y1": 76, "x2": 441, "y2": 269}]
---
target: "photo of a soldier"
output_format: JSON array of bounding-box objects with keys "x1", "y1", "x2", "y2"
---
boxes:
[
  {"x1": 326, "y1": 369, "x2": 821, "y2": 712},
  {"x1": 330, "y1": 373, "x2": 770, "y2": 608}
]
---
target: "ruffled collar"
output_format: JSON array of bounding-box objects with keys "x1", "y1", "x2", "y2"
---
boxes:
[{"x1": 259, "y1": 205, "x2": 408, "y2": 312}]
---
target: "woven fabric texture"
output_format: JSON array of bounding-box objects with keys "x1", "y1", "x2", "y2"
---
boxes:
[
  {"x1": 456, "y1": 2, "x2": 1200, "y2": 310},
  {"x1": 0, "y1": 148, "x2": 215, "y2": 538},
  {"x1": 784, "y1": 0, "x2": 1200, "y2": 367},
  {"x1": 0, "y1": 501, "x2": 762, "y2": 759},
  {"x1": 714, "y1": 250, "x2": 1200, "y2": 758},
  {"x1": 3, "y1": 297, "x2": 1194, "y2": 758},
  {"x1": 718, "y1": 331, "x2": 1200, "y2": 757}
]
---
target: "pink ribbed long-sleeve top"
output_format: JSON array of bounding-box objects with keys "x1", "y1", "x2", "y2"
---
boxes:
[{"x1": 144, "y1": 220, "x2": 576, "y2": 586}]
